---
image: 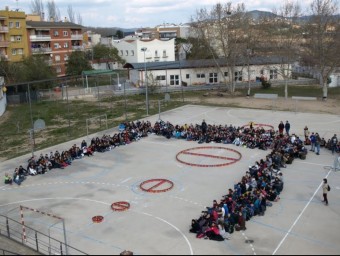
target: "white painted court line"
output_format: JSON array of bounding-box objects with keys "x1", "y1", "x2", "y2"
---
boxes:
[
  {"x1": 121, "y1": 177, "x2": 132, "y2": 184},
  {"x1": 272, "y1": 170, "x2": 332, "y2": 255}
]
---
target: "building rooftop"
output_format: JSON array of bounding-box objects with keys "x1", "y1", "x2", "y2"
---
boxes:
[{"x1": 26, "y1": 21, "x2": 83, "y2": 29}]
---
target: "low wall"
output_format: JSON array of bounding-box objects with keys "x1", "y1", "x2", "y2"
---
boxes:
[{"x1": 0, "y1": 94, "x2": 7, "y2": 116}]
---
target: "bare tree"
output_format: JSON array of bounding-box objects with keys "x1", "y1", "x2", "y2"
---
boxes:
[
  {"x1": 47, "y1": 0, "x2": 60, "y2": 21},
  {"x1": 77, "y1": 12, "x2": 83, "y2": 25},
  {"x1": 30, "y1": 0, "x2": 45, "y2": 20},
  {"x1": 191, "y1": 2, "x2": 249, "y2": 94},
  {"x1": 266, "y1": 0, "x2": 303, "y2": 99},
  {"x1": 302, "y1": 0, "x2": 340, "y2": 99},
  {"x1": 67, "y1": 5, "x2": 76, "y2": 23}
]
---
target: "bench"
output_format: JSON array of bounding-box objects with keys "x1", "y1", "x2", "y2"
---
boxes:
[
  {"x1": 254, "y1": 93, "x2": 278, "y2": 99},
  {"x1": 292, "y1": 96, "x2": 317, "y2": 101}
]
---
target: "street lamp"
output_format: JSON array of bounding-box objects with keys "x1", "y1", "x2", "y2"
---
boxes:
[{"x1": 141, "y1": 47, "x2": 149, "y2": 116}]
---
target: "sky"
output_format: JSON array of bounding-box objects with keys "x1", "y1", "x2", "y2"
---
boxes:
[{"x1": 2, "y1": 0, "x2": 315, "y2": 28}]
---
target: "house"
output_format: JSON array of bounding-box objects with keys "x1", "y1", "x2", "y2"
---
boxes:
[
  {"x1": 0, "y1": 8, "x2": 29, "y2": 62},
  {"x1": 26, "y1": 20, "x2": 84, "y2": 77},
  {"x1": 124, "y1": 56, "x2": 290, "y2": 87},
  {"x1": 113, "y1": 38, "x2": 175, "y2": 63}
]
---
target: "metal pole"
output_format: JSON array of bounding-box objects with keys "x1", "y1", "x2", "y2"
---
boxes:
[
  {"x1": 124, "y1": 82, "x2": 127, "y2": 121},
  {"x1": 158, "y1": 100, "x2": 161, "y2": 120},
  {"x1": 28, "y1": 83, "x2": 35, "y2": 158},
  {"x1": 179, "y1": 61, "x2": 184, "y2": 103},
  {"x1": 62, "y1": 219, "x2": 69, "y2": 256},
  {"x1": 66, "y1": 81, "x2": 70, "y2": 139},
  {"x1": 144, "y1": 53, "x2": 149, "y2": 116}
]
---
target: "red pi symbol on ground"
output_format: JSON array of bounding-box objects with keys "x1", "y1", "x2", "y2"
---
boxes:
[{"x1": 140, "y1": 179, "x2": 174, "y2": 193}]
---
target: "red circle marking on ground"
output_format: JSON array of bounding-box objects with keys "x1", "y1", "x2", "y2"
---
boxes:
[
  {"x1": 176, "y1": 147, "x2": 242, "y2": 168},
  {"x1": 140, "y1": 179, "x2": 174, "y2": 193},
  {"x1": 92, "y1": 216, "x2": 104, "y2": 223},
  {"x1": 111, "y1": 202, "x2": 131, "y2": 212},
  {"x1": 241, "y1": 123, "x2": 274, "y2": 130}
]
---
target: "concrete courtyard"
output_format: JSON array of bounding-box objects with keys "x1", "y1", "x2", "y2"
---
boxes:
[{"x1": 0, "y1": 105, "x2": 339, "y2": 255}]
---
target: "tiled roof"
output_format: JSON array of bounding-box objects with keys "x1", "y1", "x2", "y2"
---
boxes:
[{"x1": 26, "y1": 21, "x2": 83, "y2": 29}]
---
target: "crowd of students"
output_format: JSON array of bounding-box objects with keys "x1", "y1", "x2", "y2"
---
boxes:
[{"x1": 3, "y1": 121, "x2": 153, "y2": 186}]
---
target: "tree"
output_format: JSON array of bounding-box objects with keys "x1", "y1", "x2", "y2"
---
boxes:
[
  {"x1": 66, "y1": 51, "x2": 92, "y2": 76},
  {"x1": 30, "y1": 0, "x2": 45, "y2": 20},
  {"x1": 191, "y1": 2, "x2": 250, "y2": 94},
  {"x1": 265, "y1": 0, "x2": 303, "y2": 99},
  {"x1": 301, "y1": 0, "x2": 340, "y2": 99},
  {"x1": 67, "y1": 5, "x2": 76, "y2": 23},
  {"x1": 15, "y1": 55, "x2": 56, "y2": 84},
  {"x1": 46, "y1": 0, "x2": 60, "y2": 21},
  {"x1": 115, "y1": 30, "x2": 124, "y2": 39},
  {"x1": 92, "y1": 44, "x2": 125, "y2": 64},
  {"x1": 77, "y1": 12, "x2": 83, "y2": 25}
]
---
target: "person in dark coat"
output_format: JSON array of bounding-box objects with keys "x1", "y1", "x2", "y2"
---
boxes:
[
  {"x1": 278, "y1": 121, "x2": 285, "y2": 135},
  {"x1": 285, "y1": 121, "x2": 291, "y2": 136}
]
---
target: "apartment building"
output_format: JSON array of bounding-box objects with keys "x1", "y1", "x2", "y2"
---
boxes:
[
  {"x1": 136, "y1": 24, "x2": 190, "y2": 40},
  {"x1": 0, "y1": 8, "x2": 29, "y2": 62},
  {"x1": 26, "y1": 21, "x2": 83, "y2": 76}
]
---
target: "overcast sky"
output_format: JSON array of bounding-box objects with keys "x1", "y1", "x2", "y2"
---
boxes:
[{"x1": 2, "y1": 0, "x2": 315, "y2": 28}]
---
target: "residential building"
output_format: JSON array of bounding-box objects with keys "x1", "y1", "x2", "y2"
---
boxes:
[
  {"x1": 26, "y1": 21, "x2": 84, "y2": 76},
  {"x1": 136, "y1": 24, "x2": 190, "y2": 40},
  {"x1": 124, "y1": 56, "x2": 290, "y2": 87},
  {"x1": 113, "y1": 38, "x2": 175, "y2": 64},
  {"x1": 83, "y1": 31, "x2": 102, "y2": 49},
  {"x1": 0, "y1": 8, "x2": 29, "y2": 62}
]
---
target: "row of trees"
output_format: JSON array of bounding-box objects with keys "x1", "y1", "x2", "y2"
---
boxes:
[
  {"x1": 188, "y1": 0, "x2": 340, "y2": 98},
  {"x1": 30, "y1": 0, "x2": 83, "y2": 25}
]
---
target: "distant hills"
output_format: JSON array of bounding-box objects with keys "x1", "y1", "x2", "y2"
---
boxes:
[{"x1": 85, "y1": 10, "x2": 339, "y2": 37}]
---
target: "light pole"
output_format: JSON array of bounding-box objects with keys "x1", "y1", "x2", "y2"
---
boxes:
[{"x1": 141, "y1": 47, "x2": 149, "y2": 116}]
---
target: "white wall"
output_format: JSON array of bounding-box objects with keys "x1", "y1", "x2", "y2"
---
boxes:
[
  {"x1": 129, "y1": 64, "x2": 289, "y2": 87},
  {"x1": 113, "y1": 39, "x2": 175, "y2": 63},
  {"x1": 0, "y1": 85, "x2": 7, "y2": 117}
]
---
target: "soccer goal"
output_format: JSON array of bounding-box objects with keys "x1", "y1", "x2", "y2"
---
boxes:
[
  {"x1": 86, "y1": 114, "x2": 108, "y2": 137},
  {"x1": 324, "y1": 155, "x2": 340, "y2": 172}
]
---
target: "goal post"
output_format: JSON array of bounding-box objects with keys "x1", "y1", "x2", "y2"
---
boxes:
[{"x1": 86, "y1": 114, "x2": 108, "y2": 137}]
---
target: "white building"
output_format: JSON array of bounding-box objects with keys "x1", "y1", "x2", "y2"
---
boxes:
[
  {"x1": 124, "y1": 57, "x2": 291, "y2": 88},
  {"x1": 113, "y1": 38, "x2": 175, "y2": 63},
  {"x1": 0, "y1": 76, "x2": 7, "y2": 117}
]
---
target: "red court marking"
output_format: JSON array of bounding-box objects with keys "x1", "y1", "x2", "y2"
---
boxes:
[
  {"x1": 176, "y1": 147, "x2": 242, "y2": 168},
  {"x1": 140, "y1": 179, "x2": 174, "y2": 193},
  {"x1": 242, "y1": 123, "x2": 274, "y2": 130},
  {"x1": 111, "y1": 202, "x2": 130, "y2": 212},
  {"x1": 92, "y1": 216, "x2": 104, "y2": 223}
]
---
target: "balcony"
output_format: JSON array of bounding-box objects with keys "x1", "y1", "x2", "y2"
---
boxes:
[
  {"x1": 0, "y1": 41, "x2": 10, "y2": 47},
  {"x1": 72, "y1": 45, "x2": 83, "y2": 50},
  {"x1": 30, "y1": 35, "x2": 51, "y2": 42},
  {"x1": 31, "y1": 48, "x2": 52, "y2": 54},
  {"x1": 0, "y1": 26, "x2": 9, "y2": 33},
  {"x1": 71, "y1": 34, "x2": 83, "y2": 40}
]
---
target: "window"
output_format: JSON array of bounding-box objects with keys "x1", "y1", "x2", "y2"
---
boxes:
[
  {"x1": 15, "y1": 22, "x2": 20, "y2": 28},
  {"x1": 64, "y1": 42, "x2": 69, "y2": 48},
  {"x1": 209, "y1": 73, "x2": 218, "y2": 83},
  {"x1": 197, "y1": 74, "x2": 205, "y2": 78},
  {"x1": 260, "y1": 69, "x2": 264, "y2": 75},
  {"x1": 131, "y1": 50, "x2": 134, "y2": 56},
  {"x1": 170, "y1": 75, "x2": 180, "y2": 86},
  {"x1": 55, "y1": 55, "x2": 61, "y2": 62},
  {"x1": 156, "y1": 76, "x2": 166, "y2": 81},
  {"x1": 11, "y1": 49, "x2": 16, "y2": 55},
  {"x1": 56, "y1": 66, "x2": 62, "y2": 73},
  {"x1": 54, "y1": 43, "x2": 60, "y2": 49},
  {"x1": 155, "y1": 50, "x2": 158, "y2": 57},
  {"x1": 54, "y1": 30, "x2": 59, "y2": 37},
  {"x1": 16, "y1": 36, "x2": 22, "y2": 42},
  {"x1": 126, "y1": 50, "x2": 129, "y2": 56},
  {"x1": 235, "y1": 71, "x2": 243, "y2": 82},
  {"x1": 64, "y1": 55, "x2": 69, "y2": 61},
  {"x1": 17, "y1": 49, "x2": 23, "y2": 55},
  {"x1": 10, "y1": 36, "x2": 15, "y2": 42},
  {"x1": 186, "y1": 74, "x2": 190, "y2": 79},
  {"x1": 120, "y1": 50, "x2": 123, "y2": 56},
  {"x1": 9, "y1": 22, "x2": 13, "y2": 28},
  {"x1": 63, "y1": 31, "x2": 68, "y2": 36},
  {"x1": 163, "y1": 50, "x2": 167, "y2": 57},
  {"x1": 270, "y1": 69, "x2": 278, "y2": 79},
  {"x1": 224, "y1": 72, "x2": 229, "y2": 77}
]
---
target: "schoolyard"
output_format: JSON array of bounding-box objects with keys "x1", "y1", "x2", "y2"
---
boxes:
[{"x1": 0, "y1": 105, "x2": 339, "y2": 255}]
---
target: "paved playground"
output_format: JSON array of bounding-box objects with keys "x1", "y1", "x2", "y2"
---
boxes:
[{"x1": 0, "y1": 105, "x2": 339, "y2": 255}]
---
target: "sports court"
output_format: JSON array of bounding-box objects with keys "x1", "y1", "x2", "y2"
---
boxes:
[{"x1": 0, "y1": 105, "x2": 339, "y2": 255}]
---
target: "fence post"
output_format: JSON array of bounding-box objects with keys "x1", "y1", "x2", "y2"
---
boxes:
[
  {"x1": 35, "y1": 231, "x2": 39, "y2": 252},
  {"x1": 60, "y1": 242, "x2": 63, "y2": 255},
  {"x1": 6, "y1": 218, "x2": 10, "y2": 238}
]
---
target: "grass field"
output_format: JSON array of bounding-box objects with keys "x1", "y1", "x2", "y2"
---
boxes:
[{"x1": 0, "y1": 84, "x2": 339, "y2": 160}]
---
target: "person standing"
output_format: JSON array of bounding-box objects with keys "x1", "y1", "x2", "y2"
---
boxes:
[
  {"x1": 278, "y1": 121, "x2": 284, "y2": 135},
  {"x1": 315, "y1": 133, "x2": 321, "y2": 155},
  {"x1": 285, "y1": 121, "x2": 291, "y2": 136},
  {"x1": 330, "y1": 134, "x2": 338, "y2": 155},
  {"x1": 310, "y1": 132, "x2": 316, "y2": 152},
  {"x1": 201, "y1": 119, "x2": 208, "y2": 135},
  {"x1": 322, "y1": 178, "x2": 330, "y2": 206},
  {"x1": 304, "y1": 126, "x2": 310, "y2": 141}
]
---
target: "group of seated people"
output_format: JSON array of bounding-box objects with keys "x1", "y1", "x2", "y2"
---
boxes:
[
  {"x1": 4, "y1": 121, "x2": 153, "y2": 186},
  {"x1": 160, "y1": 121, "x2": 306, "y2": 241}
]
